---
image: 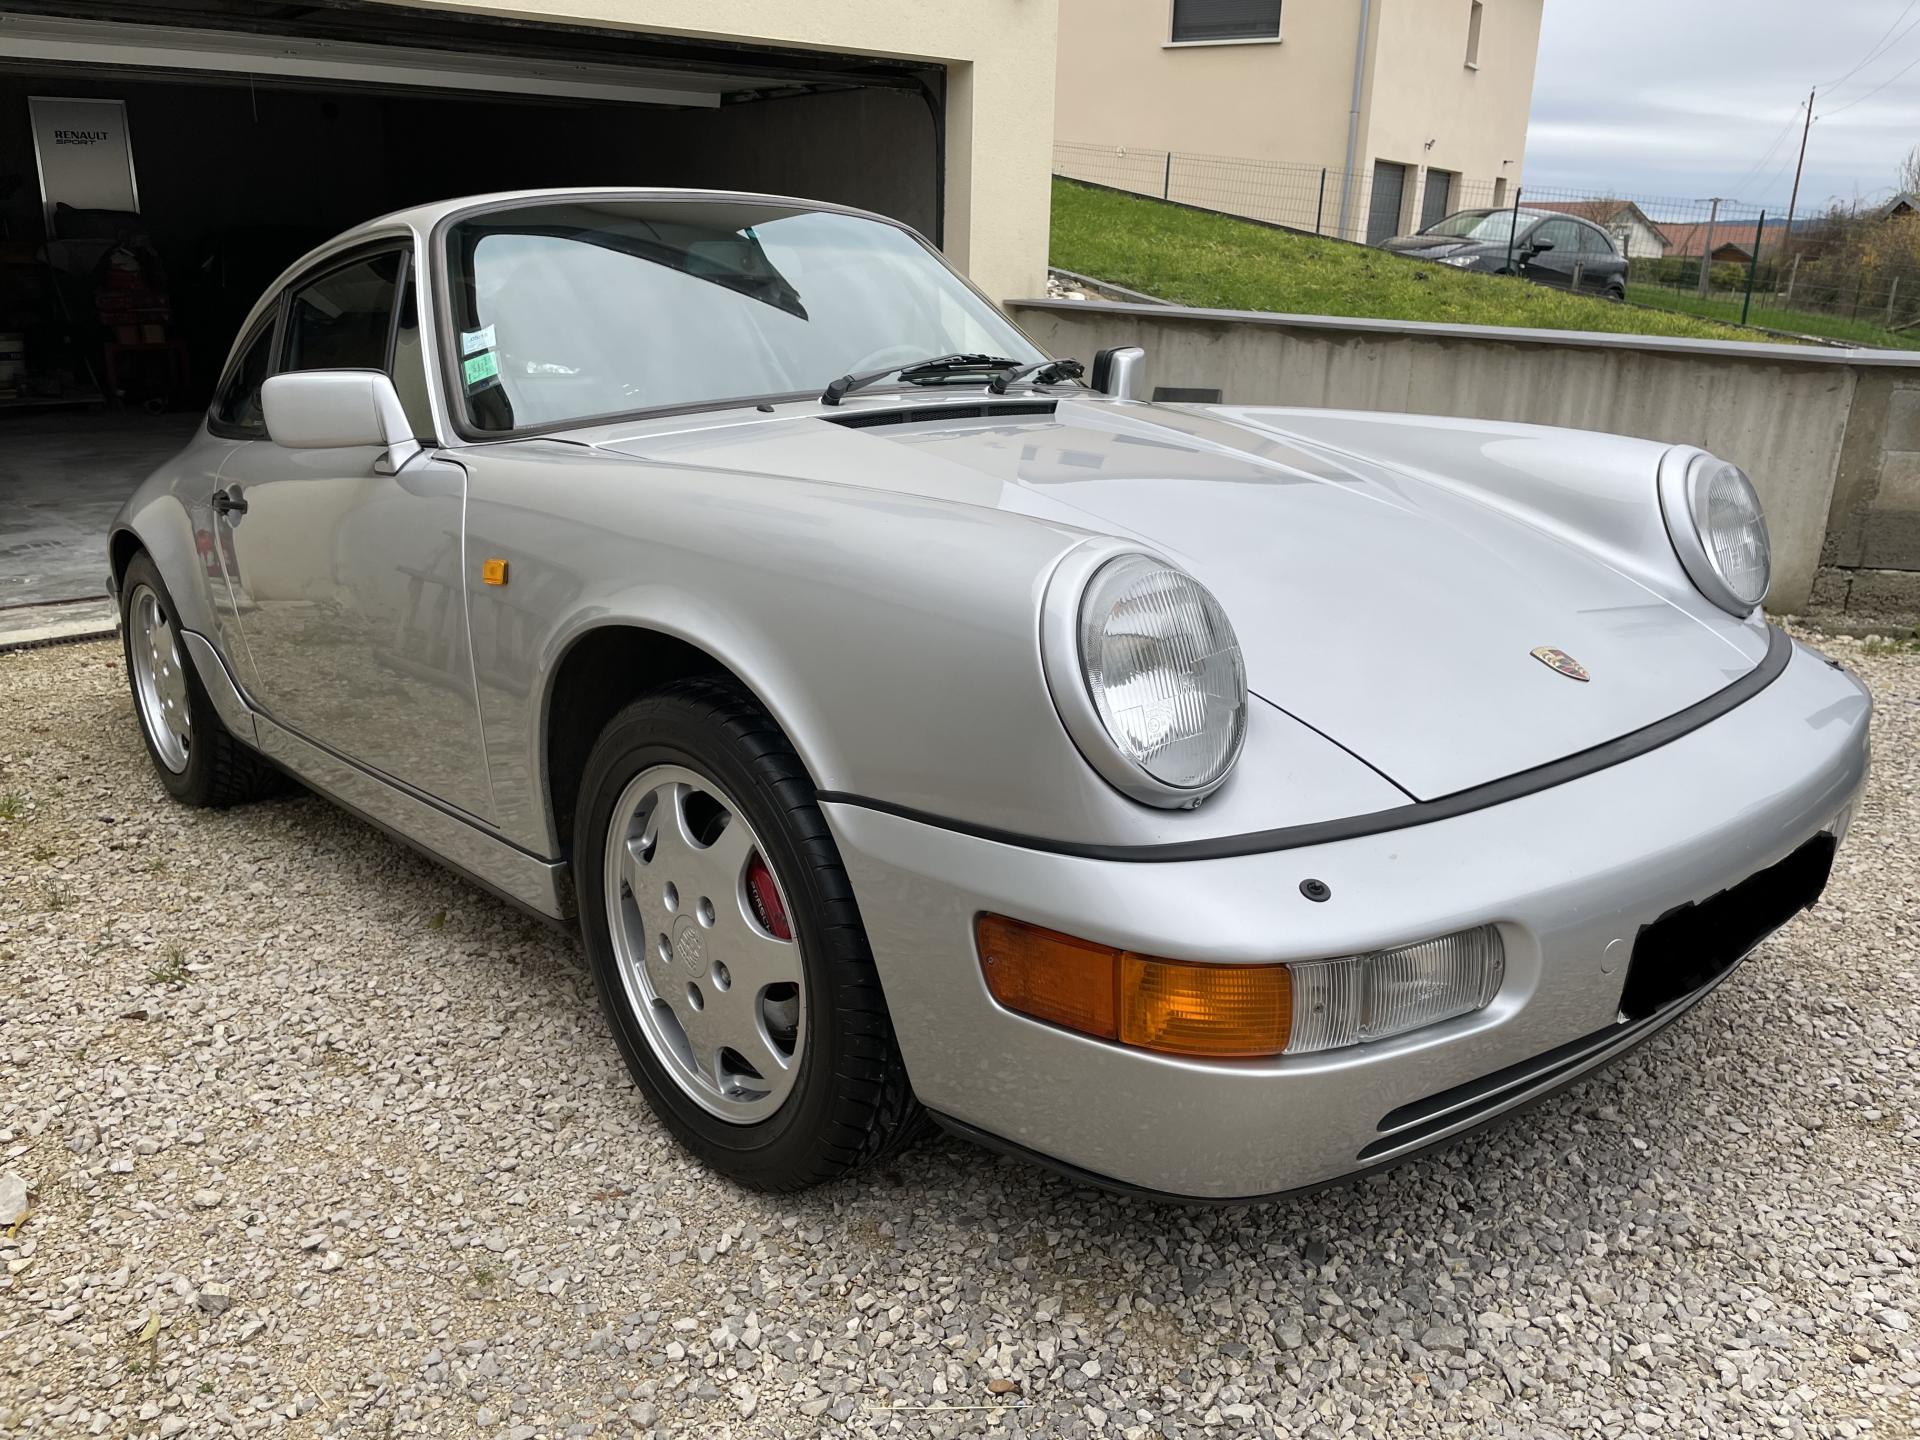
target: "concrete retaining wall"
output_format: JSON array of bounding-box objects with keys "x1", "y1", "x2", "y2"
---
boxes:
[{"x1": 1007, "y1": 297, "x2": 1920, "y2": 618}]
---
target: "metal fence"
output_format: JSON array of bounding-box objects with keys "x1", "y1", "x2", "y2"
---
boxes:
[{"x1": 1055, "y1": 140, "x2": 1920, "y2": 347}]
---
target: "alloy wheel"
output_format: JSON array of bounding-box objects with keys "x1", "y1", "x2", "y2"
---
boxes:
[
  {"x1": 602, "y1": 763, "x2": 806, "y2": 1123},
  {"x1": 128, "y1": 584, "x2": 191, "y2": 773}
]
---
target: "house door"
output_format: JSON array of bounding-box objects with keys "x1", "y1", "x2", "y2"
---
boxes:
[
  {"x1": 1367, "y1": 161, "x2": 1408, "y2": 245},
  {"x1": 1420, "y1": 170, "x2": 1456, "y2": 232}
]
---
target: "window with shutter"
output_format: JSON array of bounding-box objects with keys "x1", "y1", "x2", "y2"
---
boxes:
[{"x1": 1171, "y1": 0, "x2": 1282, "y2": 43}]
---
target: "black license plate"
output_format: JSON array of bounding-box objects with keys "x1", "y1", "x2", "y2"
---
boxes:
[{"x1": 1619, "y1": 833, "x2": 1837, "y2": 1021}]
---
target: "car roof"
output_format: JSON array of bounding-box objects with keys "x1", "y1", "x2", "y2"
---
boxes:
[{"x1": 344, "y1": 186, "x2": 891, "y2": 242}]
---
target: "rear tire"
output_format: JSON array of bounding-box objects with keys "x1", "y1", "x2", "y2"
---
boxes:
[
  {"x1": 120, "y1": 551, "x2": 283, "y2": 808},
  {"x1": 574, "y1": 677, "x2": 923, "y2": 1190}
]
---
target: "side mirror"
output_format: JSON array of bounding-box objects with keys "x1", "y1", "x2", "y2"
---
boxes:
[
  {"x1": 1090, "y1": 346, "x2": 1146, "y2": 401},
  {"x1": 262, "y1": 370, "x2": 422, "y2": 474},
  {"x1": 1525, "y1": 238, "x2": 1555, "y2": 254}
]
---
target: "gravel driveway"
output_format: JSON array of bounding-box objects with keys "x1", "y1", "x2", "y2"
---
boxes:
[{"x1": 2, "y1": 635, "x2": 1915, "y2": 1439}]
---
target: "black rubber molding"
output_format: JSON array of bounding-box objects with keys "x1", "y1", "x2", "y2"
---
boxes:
[{"x1": 820, "y1": 627, "x2": 1795, "y2": 863}]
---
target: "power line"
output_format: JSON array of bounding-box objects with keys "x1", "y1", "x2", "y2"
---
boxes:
[
  {"x1": 1727, "y1": 101, "x2": 1806, "y2": 196},
  {"x1": 1820, "y1": 0, "x2": 1920, "y2": 90},
  {"x1": 1821, "y1": 44, "x2": 1920, "y2": 116}
]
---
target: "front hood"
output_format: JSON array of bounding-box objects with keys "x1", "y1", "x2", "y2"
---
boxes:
[
  {"x1": 1381, "y1": 236, "x2": 1473, "y2": 257},
  {"x1": 589, "y1": 397, "x2": 1761, "y2": 802}
]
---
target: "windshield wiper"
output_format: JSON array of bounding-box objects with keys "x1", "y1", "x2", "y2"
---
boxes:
[
  {"x1": 819, "y1": 353, "x2": 1022, "y2": 406},
  {"x1": 987, "y1": 357, "x2": 1085, "y2": 394}
]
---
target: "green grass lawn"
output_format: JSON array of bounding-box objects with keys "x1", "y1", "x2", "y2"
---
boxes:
[
  {"x1": 1048, "y1": 179, "x2": 1783, "y2": 346},
  {"x1": 1623, "y1": 282, "x2": 1910, "y2": 349}
]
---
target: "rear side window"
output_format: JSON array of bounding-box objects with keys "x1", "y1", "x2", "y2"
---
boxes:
[
  {"x1": 211, "y1": 323, "x2": 274, "y2": 435},
  {"x1": 284, "y1": 251, "x2": 402, "y2": 372}
]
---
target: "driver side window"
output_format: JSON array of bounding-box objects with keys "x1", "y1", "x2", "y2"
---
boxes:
[
  {"x1": 1533, "y1": 220, "x2": 1581, "y2": 252},
  {"x1": 276, "y1": 245, "x2": 433, "y2": 440},
  {"x1": 284, "y1": 250, "x2": 402, "y2": 372}
]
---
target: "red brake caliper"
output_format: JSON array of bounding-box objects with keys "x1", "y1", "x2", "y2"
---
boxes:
[{"x1": 745, "y1": 852, "x2": 792, "y2": 941}]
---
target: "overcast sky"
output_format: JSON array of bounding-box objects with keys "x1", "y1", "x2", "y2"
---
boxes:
[{"x1": 1527, "y1": 0, "x2": 1920, "y2": 212}]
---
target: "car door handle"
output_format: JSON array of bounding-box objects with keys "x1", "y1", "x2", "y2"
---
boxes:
[{"x1": 211, "y1": 487, "x2": 248, "y2": 516}]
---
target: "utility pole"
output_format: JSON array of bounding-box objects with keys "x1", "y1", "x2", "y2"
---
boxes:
[
  {"x1": 1785, "y1": 89, "x2": 1815, "y2": 247},
  {"x1": 1698, "y1": 198, "x2": 1724, "y2": 298}
]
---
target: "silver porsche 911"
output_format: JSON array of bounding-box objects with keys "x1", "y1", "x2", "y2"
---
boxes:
[{"x1": 109, "y1": 188, "x2": 1871, "y2": 1200}]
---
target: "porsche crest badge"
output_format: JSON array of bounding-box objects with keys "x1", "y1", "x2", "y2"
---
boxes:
[{"x1": 1531, "y1": 646, "x2": 1590, "y2": 682}]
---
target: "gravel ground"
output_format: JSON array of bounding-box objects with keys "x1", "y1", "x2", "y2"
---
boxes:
[{"x1": 1, "y1": 633, "x2": 1915, "y2": 1440}]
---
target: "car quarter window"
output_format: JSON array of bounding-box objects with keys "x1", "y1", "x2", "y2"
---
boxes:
[
  {"x1": 284, "y1": 249, "x2": 403, "y2": 373},
  {"x1": 1580, "y1": 223, "x2": 1614, "y2": 255},
  {"x1": 210, "y1": 320, "x2": 275, "y2": 436}
]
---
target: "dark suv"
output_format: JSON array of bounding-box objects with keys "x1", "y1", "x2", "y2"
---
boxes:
[{"x1": 1380, "y1": 209, "x2": 1628, "y2": 299}]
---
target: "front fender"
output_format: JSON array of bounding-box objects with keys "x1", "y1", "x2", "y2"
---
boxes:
[
  {"x1": 459, "y1": 444, "x2": 1410, "y2": 859},
  {"x1": 1215, "y1": 407, "x2": 1765, "y2": 643}
]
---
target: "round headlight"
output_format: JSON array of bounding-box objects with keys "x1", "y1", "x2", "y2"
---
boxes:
[
  {"x1": 1072, "y1": 553, "x2": 1247, "y2": 804},
  {"x1": 1660, "y1": 452, "x2": 1771, "y2": 615}
]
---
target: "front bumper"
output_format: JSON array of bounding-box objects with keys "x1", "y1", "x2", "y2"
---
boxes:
[{"x1": 827, "y1": 640, "x2": 1871, "y2": 1200}]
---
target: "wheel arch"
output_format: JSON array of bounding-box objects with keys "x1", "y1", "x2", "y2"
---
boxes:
[
  {"x1": 539, "y1": 621, "x2": 815, "y2": 863},
  {"x1": 108, "y1": 526, "x2": 145, "y2": 594}
]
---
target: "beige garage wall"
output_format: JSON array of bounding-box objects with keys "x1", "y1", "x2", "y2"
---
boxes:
[
  {"x1": 1360, "y1": 0, "x2": 1544, "y2": 200},
  {"x1": 374, "y1": 0, "x2": 1060, "y2": 304},
  {"x1": 1054, "y1": 0, "x2": 1358, "y2": 166}
]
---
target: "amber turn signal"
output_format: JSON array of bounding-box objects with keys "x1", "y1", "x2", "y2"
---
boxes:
[{"x1": 975, "y1": 914, "x2": 1292, "y2": 1059}]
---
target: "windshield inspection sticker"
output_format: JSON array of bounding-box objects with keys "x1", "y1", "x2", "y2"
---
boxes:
[
  {"x1": 463, "y1": 350, "x2": 500, "y2": 387},
  {"x1": 460, "y1": 324, "x2": 495, "y2": 356}
]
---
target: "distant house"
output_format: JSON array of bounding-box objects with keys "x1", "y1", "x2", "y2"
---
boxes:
[
  {"x1": 1054, "y1": 0, "x2": 1548, "y2": 245},
  {"x1": 1874, "y1": 193, "x2": 1920, "y2": 220},
  {"x1": 1532, "y1": 199, "x2": 1668, "y2": 259},
  {"x1": 1660, "y1": 222, "x2": 1755, "y2": 265}
]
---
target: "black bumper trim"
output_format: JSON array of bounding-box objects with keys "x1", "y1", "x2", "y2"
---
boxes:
[{"x1": 927, "y1": 970, "x2": 1731, "y2": 1205}]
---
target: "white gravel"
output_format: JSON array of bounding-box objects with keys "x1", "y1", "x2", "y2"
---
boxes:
[{"x1": 1, "y1": 632, "x2": 1915, "y2": 1438}]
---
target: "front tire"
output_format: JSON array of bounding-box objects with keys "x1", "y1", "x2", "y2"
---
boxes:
[
  {"x1": 120, "y1": 551, "x2": 282, "y2": 808},
  {"x1": 574, "y1": 677, "x2": 921, "y2": 1190}
]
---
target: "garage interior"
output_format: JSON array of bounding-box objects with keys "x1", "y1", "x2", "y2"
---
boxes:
[{"x1": 0, "y1": 1, "x2": 942, "y2": 634}]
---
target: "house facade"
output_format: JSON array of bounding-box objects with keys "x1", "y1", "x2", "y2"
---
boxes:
[{"x1": 1054, "y1": 0, "x2": 1545, "y2": 243}]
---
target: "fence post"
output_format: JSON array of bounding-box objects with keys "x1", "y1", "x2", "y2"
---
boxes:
[
  {"x1": 1315, "y1": 168, "x2": 1326, "y2": 235},
  {"x1": 1786, "y1": 253, "x2": 1800, "y2": 301},
  {"x1": 1163, "y1": 151, "x2": 1172, "y2": 201},
  {"x1": 1572, "y1": 261, "x2": 1584, "y2": 293},
  {"x1": 1505, "y1": 186, "x2": 1523, "y2": 274},
  {"x1": 1852, "y1": 271, "x2": 1865, "y2": 320},
  {"x1": 1741, "y1": 212, "x2": 1765, "y2": 326},
  {"x1": 1888, "y1": 276, "x2": 1902, "y2": 327}
]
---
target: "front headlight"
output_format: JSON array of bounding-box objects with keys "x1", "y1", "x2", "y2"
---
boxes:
[
  {"x1": 1659, "y1": 451, "x2": 1771, "y2": 615},
  {"x1": 1042, "y1": 547, "x2": 1247, "y2": 807},
  {"x1": 1440, "y1": 254, "x2": 1477, "y2": 267}
]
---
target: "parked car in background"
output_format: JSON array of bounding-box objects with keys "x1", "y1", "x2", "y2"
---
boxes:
[
  {"x1": 110, "y1": 188, "x2": 1868, "y2": 1202},
  {"x1": 1382, "y1": 208, "x2": 1629, "y2": 299}
]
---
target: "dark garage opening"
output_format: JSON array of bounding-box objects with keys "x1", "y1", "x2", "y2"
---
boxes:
[{"x1": 0, "y1": 1, "x2": 942, "y2": 620}]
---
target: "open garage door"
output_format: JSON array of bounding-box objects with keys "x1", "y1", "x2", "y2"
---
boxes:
[{"x1": 0, "y1": 0, "x2": 943, "y2": 616}]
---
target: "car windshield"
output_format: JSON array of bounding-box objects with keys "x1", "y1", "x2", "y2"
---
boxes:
[
  {"x1": 442, "y1": 198, "x2": 1047, "y2": 432},
  {"x1": 1421, "y1": 209, "x2": 1532, "y2": 243}
]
